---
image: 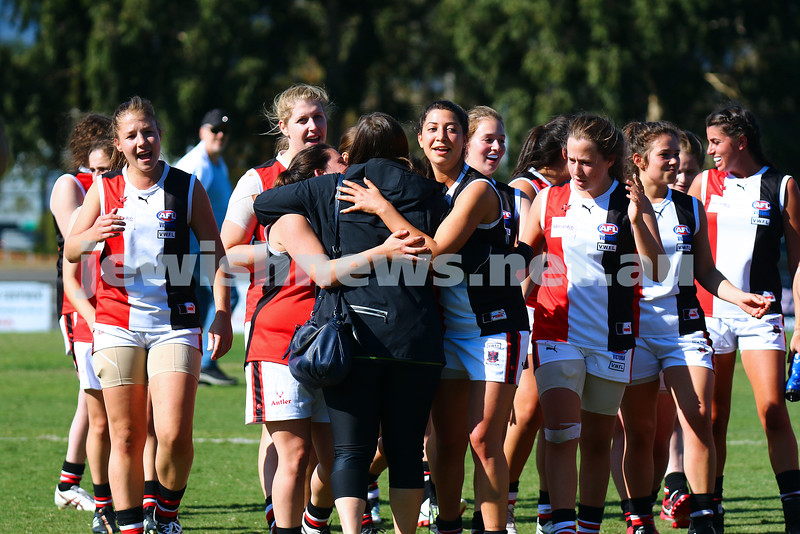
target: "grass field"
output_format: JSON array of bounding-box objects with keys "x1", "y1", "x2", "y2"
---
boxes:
[{"x1": 1, "y1": 330, "x2": 798, "y2": 533}]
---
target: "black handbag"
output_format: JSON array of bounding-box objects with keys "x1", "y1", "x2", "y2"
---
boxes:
[{"x1": 286, "y1": 174, "x2": 353, "y2": 388}]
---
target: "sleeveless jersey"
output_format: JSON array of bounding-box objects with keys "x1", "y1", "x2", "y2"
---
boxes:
[
  {"x1": 437, "y1": 165, "x2": 529, "y2": 338},
  {"x1": 52, "y1": 172, "x2": 94, "y2": 316},
  {"x1": 236, "y1": 158, "x2": 287, "y2": 322},
  {"x1": 639, "y1": 189, "x2": 706, "y2": 336},
  {"x1": 534, "y1": 180, "x2": 639, "y2": 351},
  {"x1": 696, "y1": 167, "x2": 791, "y2": 317},
  {"x1": 245, "y1": 243, "x2": 315, "y2": 364},
  {"x1": 95, "y1": 164, "x2": 200, "y2": 331}
]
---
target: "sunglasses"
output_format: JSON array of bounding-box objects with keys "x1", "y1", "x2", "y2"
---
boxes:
[{"x1": 207, "y1": 125, "x2": 228, "y2": 134}]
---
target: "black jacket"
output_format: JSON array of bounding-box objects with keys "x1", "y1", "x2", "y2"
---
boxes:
[{"x1": 253, "y1": 158, "x2": 449, "y2": 365}]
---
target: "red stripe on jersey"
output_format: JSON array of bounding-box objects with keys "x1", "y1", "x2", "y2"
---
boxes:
[
  {"x1": 245, "y1": 160, "x2": 287, "y2": 322},
  {"x1": 534, "y1": 185, "x2": 570, "y2": 343},
  {"x1": 95, "y1": 173, "x2": 132, "y2": 329},
  {"x1": 504, "y1": 331, "x2": 521, "y2": 384},
  {"x1": 695, "y1": 170, "x2": 723, "y2": 316}
]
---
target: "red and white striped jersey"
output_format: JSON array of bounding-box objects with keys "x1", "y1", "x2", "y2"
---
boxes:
[
  {"x1": 245, "y1": 244, "x2": 314, "y2": 364},
  {"x1": 696, "y1": 167, "x2": 791, "y2": 317},
  {"x1": 94, "y1": 164, "x2": 200, "y2": 332},
  {"x1": 533, "y1": 180, "x2": 639, "y2": 351},
  {"x1": 225, "y1": 157, "x2": 287, "y2": 323}
]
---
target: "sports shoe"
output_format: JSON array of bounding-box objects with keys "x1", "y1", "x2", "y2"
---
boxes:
[
  {"x1": 198, "y1": 366, "x2": 238, "y2": 386},
  {"x1": 460, "y1": 499, "x2": 468, "y2": 516},
  {"x1": 632, "y1": 525, "x2": 658, "y2": 534},
  {"x1": 418, "y1": 497, "x2": 433, "y2": 527},
  {"x1": 361, "y1": 525, "x2": 384, "y2": 534},
  {"x1": 712, "y1": 503, "x2": 724, "y2": 534},
  {"x1": 55, "y1": 484, "x2": 95, "y2": 511},
  {"x1": 688, "y1": 516, "x2": 717, "y2": 534},
  {"x1": 143, "y1": 508, "x2": 157, "y2": 534},
  {"x1": 536, "y1": 519, "x2": 554, "y2": 534},
  {"x1": 368, "y1": 496, "x2": 382, "y2": 524},
  {"x1": 506, "y1": 503, "x2": 518, "y2": 534},
  {"x1": 156, "y1": 516, "x2": 183, "y2": 534},
  {"x1": 660, "y1": 488, "x2": 690, "y2": 528},
  {"x1": 92, "y1": 507, "x2": 120, "y2": 533},
  {"x1": 302, "y1": 515, "x2": 331, "y2": 534}
]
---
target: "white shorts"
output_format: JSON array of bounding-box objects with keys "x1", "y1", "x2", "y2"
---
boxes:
[
  {"x1": 706, "y1": 314, "x2": 786, "y2": 354},
  {"x1": 526, "y1": 305, "x2": 535, "y2": 356},
  {"x1": 244, "y1": 361, "x2": 329, "y2": 424},
  {"x1": 631, "y1": 331, "x2": 715, "y2": 382},
  {"x1": 442, "y1": 331, "x2": 528, "y2": 384},
  {"x1": 93, "y1": 323, "x2": 201, "y2": 352},
  {"x1": 74, "y1": 341, "x2": 102, "y2": 391},
  {"x1": 534, "y1": 340, "x2": 632, "y2": 383}
]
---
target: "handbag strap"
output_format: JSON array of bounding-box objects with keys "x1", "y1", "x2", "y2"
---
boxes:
[
  {"x1": 332, "y1": 174, "x2": 343, "y2": 259},
  {"x1": 331, "y1": 174, "x2": 345, "y2": 316}
]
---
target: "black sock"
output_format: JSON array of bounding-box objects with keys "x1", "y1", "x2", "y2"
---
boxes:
[
  {"x1": 471, "y1": 510, "x2": 484, "y2": 532},
  {"x1": 436, "y1": 516, "x2": 463, "y2": 534},
  {"x1": 577, "y1": 503, "x2": 604, "y2": 532},
  {"x1": 94, "y1": 482, "x2": 113, "y2": 510},
  {"x1": 276, "y1": 528, "x2": 302, "y2": 534},
  {"x1": 57, "y1": 461, "x2": 85, "y2": 490},
  {"x1": 664, "y1": 472, "x2": 688, "y2": 495},
  {"x1": 689, "y1": 493, "x2": 715, "y2": 514},
  {"x1": 117, "y1": 506, "x2": 144, "y2": 527}
]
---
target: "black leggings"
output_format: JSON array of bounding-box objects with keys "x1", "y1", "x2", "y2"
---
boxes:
[{"x1": 322, "y1": 358, "x2": 442, "y2": 499}]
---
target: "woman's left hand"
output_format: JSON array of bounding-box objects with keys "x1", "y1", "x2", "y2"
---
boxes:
[
  {"x1": 208, "y1": 311, "x2": 233, "y2": 360},
  {"x1": 738, "y1": 292, "x2": 770, "y2": 318},
  {"x1": 338, "y1": 178, "x2": 389, "y2": 215},
  {"x1": 626, "y1": 174, "x2": 646, "y2": 223}
]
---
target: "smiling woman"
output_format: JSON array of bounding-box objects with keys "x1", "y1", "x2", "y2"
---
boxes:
[{"x1": 64, "y1": 96, "x2": 232, "y2": 534}]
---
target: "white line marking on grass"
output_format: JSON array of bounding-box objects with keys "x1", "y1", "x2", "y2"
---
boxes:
[{"x1": 1, "y1": 435, "x2": 260, "y2": 444}]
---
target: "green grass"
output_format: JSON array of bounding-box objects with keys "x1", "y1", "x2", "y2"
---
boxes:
[{"x1": 1, "y1": 331, "x2": 798, "y2": 533}]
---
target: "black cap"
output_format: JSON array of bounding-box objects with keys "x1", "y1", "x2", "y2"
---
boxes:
[{"x1": 201, "y1": 109, "x2": 229, "y2": 129}]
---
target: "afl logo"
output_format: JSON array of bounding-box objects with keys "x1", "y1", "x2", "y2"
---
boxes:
[
  {"x1": 157, "y1": 210, "x2": 177, "y2": 222},
  {"x1": 598, "y1": 223, "x2": 619, "y2": 235},
  {"x1": 752, "y1": 200, "x2": 771, "y2": 210},
  {"x1": 673, "y1": 225, "x2": 691, "y2": 236}
]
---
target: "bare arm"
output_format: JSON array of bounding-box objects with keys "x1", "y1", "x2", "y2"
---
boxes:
[
  {"x1": 519, "y1": 193, "x2": 546, "y2": 298},
  {"x1": 190, "y1": 180, "x2": 232, "y2": 360},
  {"x1": 50, "y1": 175, "x2": 85, "y2": 237},
  {"x1": 272, "y1": 214, "x2": 428, "y2": 290},
  {"x1": 626, "y1": 175, "x2": 666, "y2": 282},
  {"x1": 64, "y1": 184, "x2": 125, "y2": 262},
  {"x1": 62, "y1": 209, "x2": 96, "y2": 327},
  {"x1": 337, "y1": 177, "x2": 500, "y2": 257}
]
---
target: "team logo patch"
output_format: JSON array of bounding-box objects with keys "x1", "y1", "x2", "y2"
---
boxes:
[
  {"x1": 157, "y1": 210, "x2": 177, "y2": 222},
  {"x1": 597, "y1": 223, "x2": 619, "y2": 252},
  {"x1": 608, "y1": 361, "x2": 625, "y2": 372},
  {"x1": 673, "y1": 225, "x2": 691, "y2": 236},
  {"x1": 612, "y1": 351, "x2": 626, "y2": 361},
  {"x1": 682, "y1": 308, "x2": 701, "y2": 320},
  {"x1": 598, "y1": 223, "x2": 619, "y2": 235},
  {"x1": 484, "y1": 340, "x2": 505, "y2": 366},
  {"x1": 762, "y1": 291, "x2": 776, "y2": 302},
  {"x1": 615, "y1": 322, "x2": 632, "y2": 335},
  {"x1": 489, "y1": 309, "x2": 507, "y2": 322},
  {"x1": 178, "y1": 302, "x2": 196, "y2": 315},
  {"x1": 158, "y1": 230, "x2": 176, "y2": 239},
  {"x1": 751, "y1": 200, "x2": 771, "y2": 226}
]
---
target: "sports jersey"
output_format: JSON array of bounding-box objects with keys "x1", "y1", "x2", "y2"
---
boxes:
[
  {"x1": 224, "y1": 156, "x2": 288, "y2": 322},
  {"x1": 51, "y1": 171, "x2": 94, "y2": 316},
  {"x1": 437, "y1": 165, "x2": 529, "y2": 338},
  {"x1": 639, "y1": 189, "x2": 706, "y2": 336},
  {"x1": 508, "y1": 167, "x2": 553, "y2": 195},
  {"x1": 94, "y1": 163, "x2": 200, "y2": 332},
  {"x1": 509, "y1": 167, "x2": 555, "y2": 309},
  {"x1": 696, "y1": 167, "x2": 791, "y2": 317},
  {"x1": 245, "y1": 243, "x2": 314, "y2": 364},
  {"x1": 534, "y1": 180, "x2": 639, "y2": 351}
]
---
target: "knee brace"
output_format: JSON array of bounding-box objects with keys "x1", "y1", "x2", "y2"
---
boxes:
[{"x1": 543, "y1": 422, "x2": 581, "y2": 444}]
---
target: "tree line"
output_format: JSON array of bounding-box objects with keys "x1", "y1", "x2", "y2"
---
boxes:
[{"x1": 2, "y1": 0, "x2": 798, "y2": 184}]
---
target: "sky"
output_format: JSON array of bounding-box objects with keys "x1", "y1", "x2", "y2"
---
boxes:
[{"x1": 0, "y1": 1, "x2": 35, "y2": 45}]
